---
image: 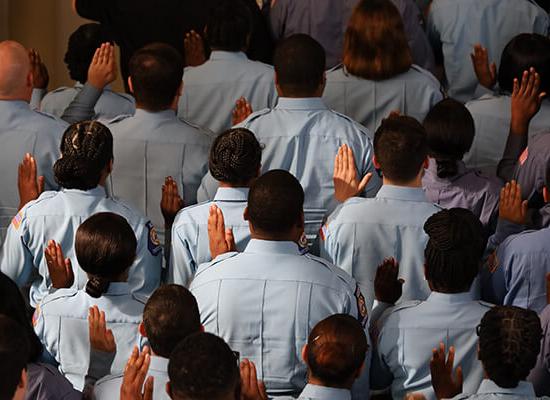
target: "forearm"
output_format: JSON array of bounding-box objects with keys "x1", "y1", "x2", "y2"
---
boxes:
[
  {"x1": 61, "y1": 83, "x2": 100, "y2": 123},
  {"x1": 497, "y1": 120, "x2": 529, "y2": 182}
]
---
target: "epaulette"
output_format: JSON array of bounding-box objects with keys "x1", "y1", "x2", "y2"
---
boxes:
[
  {"x1": 330, "y1": 110, "x2": 371, "y2": 136},
  {"x1": 194, "y1": 252, "x2": 239, "y2": 277},
  {"x1": 51, "y1": 86, "x2": 72, "y2": 94},
  {"x1": 327, "y1": 63, "x2": 344, "y2": 73},
  {"x1": 34, "y1": 110, "x2": 60, "y2": 121},
  {"x1": 105, "y1": 114, "x2": 133, "y2": 125},
  {"x1": 478, "y1": 300, "x2": 494, "y2": 308},
  {"x1": 39, "y1": 288, "x2": 79, "y2": 307},
  {"x1": 131, "y1": 292, "x2": 149, "y2": 305},
  {"x1": 242, "y1": 108, "x2": 272, "y2": 125},
  {"x1": 389, "y1": 300, "x2": 423, "y2": 313}
]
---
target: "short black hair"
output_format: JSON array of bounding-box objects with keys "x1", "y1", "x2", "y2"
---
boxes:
[
  {"x1": 274, "y1": 34, "x2": 326, "y2": 96},
  {"x1": 64, "y1": 23, "x2": 111, "y2": 84},
  {"x1": 373, "y1": 115, "x2": 428, "y2": 183},
  {"x1": 423, "y1": 99, "x2": 475, "y2": 178},
  {"x1": 247, "y1": 170, "x2": 304, "y2": 234},
  {"x1": 54, "y1": 121, "x2": 113, "y2": 190},
  {"x1": 209, "y1": 128, "x2": 262, "y2": 185},
  {"x1": 168, "y1": 332, "x2": 240, "y2": 400},
  {"x1": 498, "y1": 33, "x2": 550, "y2": 94},
  {"x1": 207, "y1": 0, "x2": 252, "y2": 52},
  {"x1": 75, "y1": 212, "x2": 137, "y2": 298},
  {"x1": 0, "y1": 315, "x2": 29, "y2": 400},
  {"x1": 143, "y1": 285, "x2": 201, "y2": 359},
  {"x1": 478, "y1": 306, "x2": 542, "y2": 388},
  {"x1": 306, "y1": 314, "x2": 368, "y2": 387},
  {"x1": 424, "y1": 208, "x2": 486, "y2": 293},
  {"x1": 129, "y1": 43, "x2": 183, "y2": 111}
]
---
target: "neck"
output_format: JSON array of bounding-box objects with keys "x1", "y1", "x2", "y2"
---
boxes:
[
  {"x1": 308, "y1": 375, "x2": 353, "y2": 390},
  {"x1": 135, "y1": 104, "x2": 176, "y2": 112},
  {"x1": 382, "y1": 174, "x2": 423, "y2": 188},
  {"x1": 0, "y1": 95, "x2": 29, "y2": 102},
  {"x1": 219, "y1": 181, "x2": 251, "y2": 189},
  {"x1": 249, "y1": 227, "x2": 301, "y2": 243}
]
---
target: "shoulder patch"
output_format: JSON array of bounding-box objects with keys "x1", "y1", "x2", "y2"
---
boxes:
[
  {"x1": 355, "y1": 284, "x2": 368, "y2": 326},
  {"x1": 11, "y1": 211, "x2": 23, "y2": 230},
  {"x1": 146, "y1": 222, "x2": 162, "y2": 256}
]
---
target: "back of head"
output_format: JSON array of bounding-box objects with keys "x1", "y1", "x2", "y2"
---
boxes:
[
  {"x1": 423, "y1": 99, "x2": 475, "y2": 179},
  {"x1": 424, "y1": 208, "x2": 486, "y2": 293},
  {"x1": 168, "y1": 332, "x2": 240, "y2": 400},
  {"x1": 209, "y1": 128, "x2": 262, "y2": 186},
  {"x1": 306, "y1": 314, "x2": 368, "y2": 387},
  {"x1": 64, "y1": 23, "x2": 111, "y2": 84},
  {"x1": 75, "y1": 212, "x2": 137, "y2": 298},
  {"x1": 478, "y1": 306, "x2": 542, "y2": 388},
  {"x1": 247, "y1": 170, "x2": 304, "y2": 235},
  {"x1": 344, "y1": 0, "x2": 412, "y2": 80},
  {"x1": 498, "y1": 33, "x2": 550, "y2": 93},
  {"x1": 373, "y1": 115, "x2": 428, "y2": 184},
  {"x1": 0, "y1": 40, "x2": 31, "y2": 99},
  {"x1": 207, "y1": 0, "x2": 252, "y2": 52},
  {"x1": 129, "y1": 43, "x2": 183, "y2": 111},
  {"x1": 54, "y1": 121, "x2": 113, "y2": 190},
  {"x1": 274, "y1": 34, "x2": 326, "y2": 97},
  {"x1": 0, "y1": 315, "x2": 29, "y2": 400},
  {"x1": 143, "y1": 285, "x2": 201, "y2": 358}
]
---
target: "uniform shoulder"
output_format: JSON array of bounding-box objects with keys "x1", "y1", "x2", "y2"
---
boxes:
[
  {"x1": 39, "y1": 288, "x2": 80, "y2": 308},
  {"x1": 108, "y1": 196, "x2": 150, "y2": 224},
  {"x1": 94, "y1": 373, "x2": 124, "y2": 387},
  {"x1": 105, "y1": 114, "x2": 133, "y2": 125},
  {"x1": 388, "y1": 300, "x2": 423, "y2": 314},
  {"x1": 477, "y1": 300, "x2": 494, "y2": 309},
  {"x1": 408, "y1": 65, "x2": 442, "y2": 87},
  {"x1": 34, "y1": 109, "x2": 67, "y2": 126},
  {"x1": 173, "y1": 201, "x2": 212, "y2": 224},
  {"x1": 176, "y1": 117, "x2": 216, "y2": 140},
  {"x1": 131, "y1": 292, "x2": 149, "y2": 305},
  {"x1": 193, "y1": 252, "x2": 240, "y2": 278},
  {"x1": 48, "y1": 86, "x2": 73, "y2": 94},
  {"x1": 107, "y1": 91, "x2": 135, "y2": 104},
  {"x1": 327, "y1": 110, "x2": 370, "y2": 136},
  {"x1": 22, "y1": 191, "x2": 63, "y2": 216},
  {"x1": 242, "y1": 108, "x2": 273, "y2": 125}
]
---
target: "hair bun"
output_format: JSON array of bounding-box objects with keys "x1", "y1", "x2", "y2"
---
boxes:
[{"x1": 85, "y1": 276, "x2": 110, "y2": 298}]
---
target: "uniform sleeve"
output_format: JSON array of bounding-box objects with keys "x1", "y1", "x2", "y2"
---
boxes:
[
  {"x1": 0, "y1": 213, "x2": 36, "y2": 287},
  {"x1": 61, "y1": 83, "x2": 101, "y2": 124},
  {"x1": 319, "y1": 221, "x2": 354, "y2": 277},
  {"x1": 369, "y1": 318, "x2": 395, "y2": 390},
  {"x1": 196, "y1": 172, "x2": 220, "y2": 203},
  {"x1": 182, "y1": 143, "x2": 211, "y2": 206},
  {"x1": 128, "y1": 221, "x2": 162, "y2": 297},
  {"x1": 33, "y1": 306, "x2": 61, "y2": 364},
  {"x1": 481, "y1": 238, "x2": 514, "y2": 305},
  {"x1": 269, "y1": 0, "x2": 288, "y2": 40},
  {"x1": 30, "y1": 88, "x2": 46, "y2": 110},
  {"x1": 74, "y1": 0, "x2": 107, "y2": 22},
  {"x1": 34, "y1": 128, "x2": 62, "y2": 192},
  {"x1": 168, "y1": 225, "x2": 197, "y2": 287},
  {"x1": 359, "y1": 137, "x2": 382, "y2": 198}
]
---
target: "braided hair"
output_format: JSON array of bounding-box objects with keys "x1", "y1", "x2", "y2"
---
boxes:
[
  {"x1": 54, "y1": 121, "x2": 113, "y2": 190},
  {"x1": 478, "y1": 306, "x2": 542, "y2": 388},
  {"x1": 209, "y1": 128, "x2": 262, "y2": 186},
  {"x1": 424, "y1": 208, "x2": 486, "y2": 293}
]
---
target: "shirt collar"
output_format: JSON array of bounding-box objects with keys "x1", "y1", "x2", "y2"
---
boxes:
[
  {"x1": 149, "y1": 355, "x2": 169, "y2": 375},
  {"x1": 275, "y1": 97, "x2": 328, "y2": 111},
  {"x1": 0, "y1": 99, "x2": 31, "y2": 112},
  {"x1": 300, "y1": 384, "x2": 352, "y2": 400},
  {"x1": 477, "y1": 379, "x2": 536, "y2": 396},
  {"x1": 103, "y1": 282, "x2": 131, "y2": 296},
  {"x1": 62, "y1": 186, "x2": 108, "y2": 197},
  {"x1": 134, "y1": 108, "x2": 176, "y2": 120},
  {"x1": 376, "y1": 185, "x2": 428, "y2": 202},
  {"x1": 244, "y1": 239, "x2": 302, "y2": 256},
  {"x1": 213, "y1": 187, "x2": 249, "y2": 202},
  {"x1": 426, "y1": 158, "x2": 468, "y2": 182},
  {"x1": 426, "y1": 291, "x2": 474, "y2": 304},
  {"x1": 210, "y1": 50, "x2": 248, "y2": 62}
]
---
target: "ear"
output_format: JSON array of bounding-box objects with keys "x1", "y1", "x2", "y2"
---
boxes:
[
  {"x1": 298, "y1": 211, "x2": 305, "y2": 229},
  {"x1": 373, "y1": 155, "x2": 381, "y2": 170},
  {"x1": 139, "y1": 321, "x2": 147, "y2": 338},
  {"x1": 544, "y1": 187, "x2": 549, "y2": 204},
  {"x1": 301, "y1": 344, "x2": 308, "y2": 364},
  {"x1": 26, "y1": 71, "x2": 33, "y2": 89},
  {"x1": 243, "y1": 206, "x2": 249, "y2": 221},
  {"x1": 19, "y1": 368, "x2": 27, "y2": 390},
  {"x1": 128, "y1": 77, "x2": 134, "y2": 94}
]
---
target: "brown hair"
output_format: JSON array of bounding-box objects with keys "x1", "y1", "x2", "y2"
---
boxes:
[{"x1": 343, "y1": 0, "x2": 413, "y2": 81}]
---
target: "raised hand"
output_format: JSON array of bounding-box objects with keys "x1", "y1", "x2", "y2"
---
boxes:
[
  {"x1": 240, "y1": 359, "x2": 268, "y2": 400},
  {"x1": 88, "y1": 43, "x2": 118, "y2": 90},
  {"x1": 510, "y1": 68, "x2": 546, "y2": 135},
  {"x1": 88, "y1": 305, "x2": 116, "y2": 353},
  {"x1": 28, "y1": 49, "x2": 50, "y2": 89},
  {"x1": 430, "y1": 342, "x2": 463, "y2": 400},
  {"x1": 120, "y1": 346, "x2": 154, "y2": 400},
  {"x1": 333, "y1": 144, "x2": 372, "y2": 203},
  {"x1": 161, "y1": 177, "x2": 184, "y2": 228},
  {"x1": 232, "y1": 97, "x2": 253, "y2": 126},
  {"x1": 18, "y1": 153, "x2": 44, "y2": 210},
  {"x1": 44, "y1": 240, "x2": 74, "y2": 289},
  {"x1": 184, "y1": 30, "x2": 206, "y2": 67},
  {"x1": 374, "y1": 258, "x2": 404, "y2": 304},
  {"x1": 470, "y1": 44, "x2": 497, "y2": 89},
  {"x1": 498, "y1": 180, "x2": 528, "y2": 225},
  {"x1": 208, "y1": 205, "x2": 236, "y2": 259}
]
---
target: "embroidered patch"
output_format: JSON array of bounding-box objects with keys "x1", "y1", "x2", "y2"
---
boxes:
[
  {"x1": 11, "y1": 211, "x2": 23, "y2": 230},
  {"x1": 355, "y1": 284, "x2": 368, "y2": 326},
  {"x1": 146, "y1": 222, "x2": 162, "y2": 256},
  {"x1": 519, "y1": 148, "x2": 529, "y2": 166}
]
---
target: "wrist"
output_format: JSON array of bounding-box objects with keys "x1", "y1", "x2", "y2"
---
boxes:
[{"x1": 510, "y1": 117, "x2": 529, "y2": 136}]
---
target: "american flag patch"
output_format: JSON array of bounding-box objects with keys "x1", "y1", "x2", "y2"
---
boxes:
[
  {"x1": 11, "y1": 212, "x2": 23, "y2": 230},
  {"x1": 519, "y1": 148, "x2": 529, "y2": 166}
]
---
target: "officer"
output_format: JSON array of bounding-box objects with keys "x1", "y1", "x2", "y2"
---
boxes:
[
  {"x1": 323, "y1": 0, "x2": 443, "y2": 133},
  {"x1": 320, "y1": 115, "x2": 440, "y2": 310},
  {"x1": 427, "y1": 0, "x2": 549, "y2": 102},
  {"x1": 0, "y1": 40, "x2": 67, "y2": 242},
  {"x1": 93, "y1": 285, "x2": 202, "y2": 399},
  {"x1": 199, "y1": 34, "x2": 380, "y2": 242},
  {"x1": 370, "y1": 208, "x2": 491, "y2": 399},
  {"x1": 0, "y1": 121, "x2": 162, "y2": 307},
  {"x1": 33, "y1": 24, "x2": 135, "y2": 121},
  {"x1": 178, "y1": 0, "x2": 277, "y2": 135},
  {"x1": 168, "y1": 128, "x2": 260, "y2": 287},
  {"x1": 422, "y1": 99, "x2": 501, "y2": 235},
  {"x1": 190, "y1": 170, "x2": 371, "y2": 399},
  {"x1": 33, "y1": 213, "x2": 145, "y2": 390}
]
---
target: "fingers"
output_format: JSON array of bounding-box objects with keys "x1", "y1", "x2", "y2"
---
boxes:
[
  {"x1": 225, "y1": 228, "x2": 236, "y2": 251},
  {"x1": 490, "y1": 62, "x2": 497, "y2": 81},
  {"x1": 455, "y1": 365, "x2": 464, "y2": 387},
  {"x1": 38, "y1": 176, "x2": 45, "y2": 194},
  {"x1": 446, "y1": 345, "x2": 456, "y2": 372},
  {"x1": 358, "y1": 172, "x2": 372, "y2": 193},
  {"x1": 143, "y1": 376, "x2": 155, "y2": 400}
]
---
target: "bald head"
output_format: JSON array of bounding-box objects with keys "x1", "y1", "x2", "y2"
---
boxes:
[{"x1": 0, "y1": 41, "x2": 32, "y2": 101}]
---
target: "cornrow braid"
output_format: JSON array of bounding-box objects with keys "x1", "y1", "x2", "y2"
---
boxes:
[
  {"x1": 54, "y1": 121, "x2": 113, "y2": 190},
  {"x1": 209, "y1": 128, "x2": 262, "y2": 186},
  {"x1": 423, "y1": 208, "x2": 486, "y2": 293},
  {"x1": 479, "y1": 306, "x2": 542, "y2": 388}
]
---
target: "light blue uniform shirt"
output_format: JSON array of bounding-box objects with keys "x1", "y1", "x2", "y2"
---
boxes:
[
  {"x1": 93, "y1": 355, "x2": 169, "y2": 400},
  {"x1": 169, "y1": 187, "x2": 250, "y2": 287},
  {"x1": 427, "y1": 0, "x2": 549, "y2": 102},
  {"x1": 323, "y1": 65, "x2": 443, "y2": 132},
  {"x1": 199, "y1": 97, "x2": 380, "y2": 241},
  {"x1": 450, "y1": 379, "x2": 549, "y2": 400},
  {"x1": 189, "y1": 239, "x2": 371, "y2": 399},
  {"x1": 465, "y1": 95, "x2": 550, "y2": 176},
  {"x1": 278, "y1": 384, "x2": 352, "y2": 400},
  {"x1": 0, "y1": 100, "x2": 67, "y2": 243},
  {"x1": 33, "y1": 282, "x2": 144, "y2": 391},
  {"x1": 104, "y1": 109, "x2": 212, "y2": 242},
  {"x1": 320, "y1": 185, "x2": 441, "y2": 310},
  {"x1": 33, "y1": 83, "x2": 135, "y2": 120},
  {"x1": 178, "y1": 51, "x2": 277, "y2": 135},
  {"x1": 0, "y1": 187, "x2": 162, "y2": 307},
  {"x1": 371, "y1": 292, "x2": 492, "y2": 399}
]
